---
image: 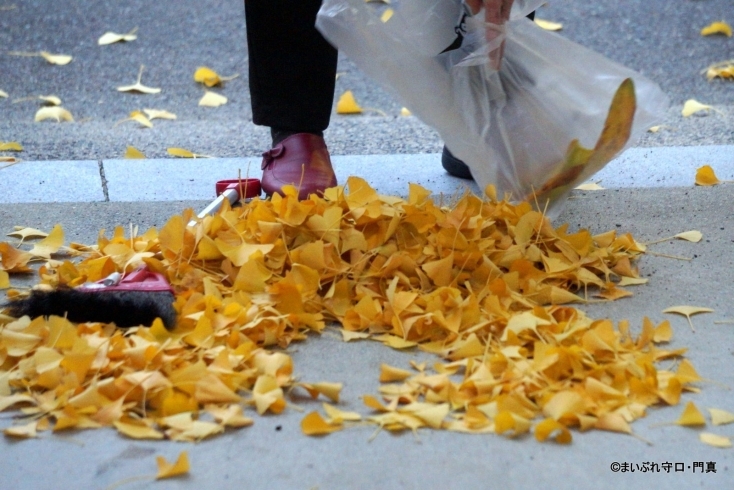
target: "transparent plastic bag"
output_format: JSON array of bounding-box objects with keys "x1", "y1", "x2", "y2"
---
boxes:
[{"x1": 316, "y1": 0, "x2": 669, "y2": 216}]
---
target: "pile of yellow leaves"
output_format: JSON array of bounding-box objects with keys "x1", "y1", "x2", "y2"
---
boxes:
[{"x1": 0, "y1": 179, "x2": 698, "y2": 443}]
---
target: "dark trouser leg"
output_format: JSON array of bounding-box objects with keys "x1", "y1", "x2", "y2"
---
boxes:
[{"x1": 245, "y1": 0, "x2": 338, "y2": 136}]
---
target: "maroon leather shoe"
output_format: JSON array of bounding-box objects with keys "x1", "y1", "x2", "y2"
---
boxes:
[{"x1": 260, "y1": 133, "x2": 338, "y2": 200}]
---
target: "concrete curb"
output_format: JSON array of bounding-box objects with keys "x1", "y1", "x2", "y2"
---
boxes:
[{"x1": 2, "y1": 146, "x2": 732, "y2": 204}]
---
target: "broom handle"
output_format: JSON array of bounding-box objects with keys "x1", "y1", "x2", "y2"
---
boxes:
[{"x1": 187, "y1": 188, "x2": 239, "y2": 227}]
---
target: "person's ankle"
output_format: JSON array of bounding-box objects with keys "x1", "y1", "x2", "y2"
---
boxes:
[{"x1": 270, "y1": 128, "x2": 324, "y2": 146}]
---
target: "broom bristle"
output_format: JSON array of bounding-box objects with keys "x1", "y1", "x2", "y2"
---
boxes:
[{"x1": 4, "y1": 289, "x2": 176, "y2": 329}]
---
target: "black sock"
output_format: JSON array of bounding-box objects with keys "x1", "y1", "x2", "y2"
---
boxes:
[{"x1": 270, "y1": 128, "x2": 324, "y2": 146}]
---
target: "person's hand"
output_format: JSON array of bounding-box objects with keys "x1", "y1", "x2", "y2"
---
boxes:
[{"x1": 465, "y1": 0, "x2": 514, "y2": 70}]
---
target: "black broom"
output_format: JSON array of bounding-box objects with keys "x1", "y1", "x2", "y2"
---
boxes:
[{"x1": 3, "y1": 266, "x2": 177, "y2": 329}]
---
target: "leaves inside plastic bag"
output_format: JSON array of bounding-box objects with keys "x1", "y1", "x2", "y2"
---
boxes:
[{"x1": 530, "y1": 78, "x2": 635, "y2": 201}]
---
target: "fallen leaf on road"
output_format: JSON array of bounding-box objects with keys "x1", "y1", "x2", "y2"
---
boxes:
[
  {"x1": 198, "y1": 91, "x2": 227, "y2": 107},
  {"x1": 700, "y1": 20, "x2": 732, "y2": 37},
  {"x1": 38, "y1": 95, "x2": 61, "y2": 106},
  {"x1": 400, "y1": 107, "x2": 411, "y2": 116},
  {"x1": 695, "y1": 165, "x2": 721, "y2": 186},
  {"x1": 118, "y1": 110, "x2": 153, "y2": 128},
  {"x1": 381, "y1": 8, "x2": 394, "y2": 23},
  {"x1": 648, "y1": 125, "x2": 662, "y2": 133},
  {"x1": 193, "y1": 67, "x2": 238, "y2": 87},
  {"x1": 703, "y1": 60, "x2": 734, "y2": 80},
  {"x1": 700, "y1": 432, "x2": 732, "y2": 448},
  {"x1": 156, "y1": 451, "x2": 190, "y2": 479},
  {"x1": 117, "y1": 65, "x2": 161, "y2": 94},
  {"x1": 8, "y1": 51, "x2": 72, "y2": 65},
  {"x1": 336, "y1": 90, "x2": 363, "y2": 114},
  {"x1": 124, "y1": 146, "x2": 146, "y2": 159},
  {"x1": 301, "y1": 411, "x2": 343, "y2": 436},
  {"x1": 534, "y1": 18, "x2": 563, "y2": 31},
  {"x1": 0, "y1": 142, "x2": 22, "y2": 151},
  {"x1": 167, "y1": 147, "x2": 211, "y2": 158},
  {"x1": 675, "y1": 401, "x2": 706, "y2": 426},
  {"x1": 34, "y1": 106, "x2": 74, "y2": 122},
  {"x1": 0, "y1": 270, "x2": 9, "y2": 289},
  {"x1": 39, "y1": 51, "x2": 72, "y2": 65},
  {"x1": 98, "y1": 27, "x2": 138, "y2": 45},
  {"x1": 662, "y1": 305, "x2": 714, "y2": 332},
  {"x1": 646, "y1": 230, "x2": 703, "y2": 244},
  {"x1": 3, "y1": 421, "x2": 38, "y2": 438},
  {"x1": 143, "y1": 108, "x2": 176, "y2": 120},
  {"x1": 682, "y1": 99, "x2": 715, "y2": 117},
  {"x1": 8, "y1": 227, "x2": 48, "y2": 240},
  {"x1": 709, "y1": 408, "x2": 734, "y2": 426},
  {"x1": 0, "y1": 89, "x2": 8, "y2": 98}
]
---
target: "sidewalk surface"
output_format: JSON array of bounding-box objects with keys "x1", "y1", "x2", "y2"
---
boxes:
[
  {"x1": 1, "y1": 148, "x2": 734, "y2": 490},
  {"x1": 2, "y1": 1, "x2": 734, "y2": 489}
]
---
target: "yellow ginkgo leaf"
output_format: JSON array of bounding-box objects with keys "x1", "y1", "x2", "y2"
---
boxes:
[
  {"x1": 400, "y1": 107, "x2": 412, "y2": 116},
  {"x1": 3, "y1": 421, "x2": 38, "y2": 438},
  {"x1": 675, "y1": 401, "x2": 706, "y2": 426},
  {"x1": 0, "y1": 142, "x2": 22, "y2": 151},
  {"x1": 301, "y1": 411, "x2": 343, "y2": 436},
  {"x1": 8, "y1": 226, "x2": 48, "y2": 239},
  {"x1": 98, "y1": 27, "x2": 138, "y2": 45},
  {"x1": 117, "y1": 66, "x2": 161, "y2": 94},
  {"x1": 709, "y1": 408, "x2": 734, "y2": 426},
  {"x1": 704, "y1": 60, "x2": 734, "y2": 80},
  {"x1": 534, "y1": 418, "x2": 572, "y2": 443},
  {"x1": 38, "y1": 95, "x2": 61, "y2": 106},
  {"x1": 0, "y1": 89, "x2": 8, "y2": 98},
  {"x1": 199, "y1": 91, "x2": 227, "y2": 107},
  {"x1": 700, "y1": 20, "x2": 732, "y2": 37},
  {"x1": 167, "y1": 147, "x2": 211, "y2": 158},
  {"x1": 534, "y1": 18, "x2": 563, "y2": 31},
  {"x1": 114, "y1": 420, "x2": 164, "y2": 439},
  {"x1": 194, "y1": 66, "x2": 221, "y2": 87},
  {"x1": 336, "y1": 90, "x2": 363, "y2": 114},
  {"x1": 0, "y1": 270, "x2": 9, "y2": 289},
  {"x1": 381, "y1": 8, "x2": 394, "y2": 23},
  {"x1": 700, "y1": 432, "x2": 732, "y2": 448},
  {"x1": 682, "y1": 99, "x2": 715, "y2": 117},
  {"x1": 143, "y1": 108, "x2": 176, "y2": 120},
  {"x1": 574, "y1": 182, "x2": 605, "y2": 191},
  {"x1": 323, "y1": 403, "x2": 362, "y2": 423},
  {"x1": 648, "y1": 125, "x2": 662, "y2": 133},
  {"x1": 695, "y1": 165, "x2": 721, "y2": 186},
  {"x1": 124, "y1": 146, "x2": 146, "y2": 159},
  {"x1": 646, "y1": 230, "x2": 703, "y2": 245},
  {"x1": 156, "y1": 451, "x2": 190, "y2": 479},
  {"x1": 34, "y1": 106, "x2": 74, "y2": 122},
  {"x1": 127, "y1": 110, "x2": 153, "y2": 128},
  {"x1": 662, "y1": 305, "x2": 714, "y2": 332},
  {"x1": 617, "y1": 276, "x2": 648, "y2": 287},
  {"x1": 39, "y1": 51, "x2": 72, "y2": 65}
]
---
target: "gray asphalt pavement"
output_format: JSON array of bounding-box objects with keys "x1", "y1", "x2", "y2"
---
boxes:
[{"x1": 1, "y1": 0, "x2": 733, "y2": 161}]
